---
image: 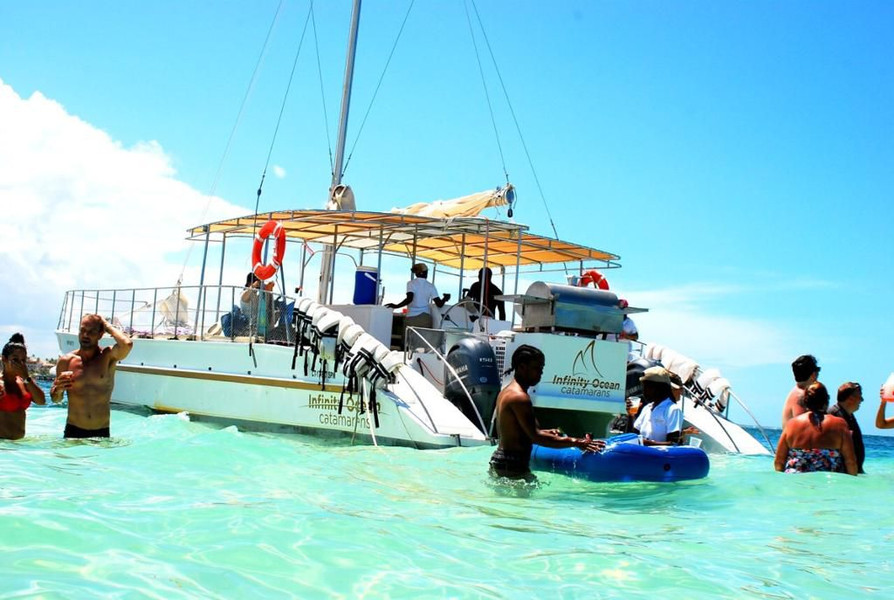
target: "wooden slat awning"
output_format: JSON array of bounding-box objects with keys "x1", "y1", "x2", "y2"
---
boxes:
[{"x1": 187, "y1": 210, "x2": 620, "y2": 270}]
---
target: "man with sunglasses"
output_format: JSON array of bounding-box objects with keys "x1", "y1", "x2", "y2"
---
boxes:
[{"x1": 782, "y1": 354, "x2": 820, "y2": 427}]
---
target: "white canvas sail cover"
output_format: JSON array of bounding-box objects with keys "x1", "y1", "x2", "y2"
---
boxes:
[{"x1": 390, "y1": 185, "x2": 512, "y2": 218}]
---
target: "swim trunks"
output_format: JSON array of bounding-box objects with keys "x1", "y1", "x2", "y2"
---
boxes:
[
  {"x1": 0, "y1": 388, "x2": 31, "y2": 412},
  {"x1": 489, "y1": 448, "x2": 535, "y2": 480},
  {"x1": 64, "y1": 422, "x2": 110, "y2": 439},
  {"x1": 784, "y1": 448, "x2": 843, "y2": 473}
]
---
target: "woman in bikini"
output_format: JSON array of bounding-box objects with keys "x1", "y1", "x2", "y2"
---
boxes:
[
  {"x1": 0, "y1": 333, "x2": 47, "y2": 440},
  {"x1": 774, "y1": 382, "x2": 857, "y2": 475}
]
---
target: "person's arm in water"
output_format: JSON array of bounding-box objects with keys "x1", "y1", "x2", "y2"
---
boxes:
[
  {"x1": 876, "y1": 387, "x2": 894, "y2": 429},
  {"x1": 509, "y1": 391, "x2": 604, "y2": 452},
  {"x1": 102, "y1": 316, "x2": 133, "y2": 361}
]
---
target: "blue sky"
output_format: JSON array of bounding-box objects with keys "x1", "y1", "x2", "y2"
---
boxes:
[{"x1": 1, "y1": 1, "x2": 892, "y2": 432}]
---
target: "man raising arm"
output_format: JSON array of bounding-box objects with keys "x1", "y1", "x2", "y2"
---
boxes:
[{"x1": 51, "y1": 314, "x2": 133, "y2": 439}]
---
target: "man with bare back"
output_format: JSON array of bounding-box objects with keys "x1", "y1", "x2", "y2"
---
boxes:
[
  {"x1": 50, "y1": 314, "x2": 133, "y2": 439},
  {"x1": 489, "y1": 344, "x2": 604, "y2": 481}
]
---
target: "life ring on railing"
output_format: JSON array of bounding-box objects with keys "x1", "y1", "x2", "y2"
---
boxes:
[
  {"x1": 251, "y1": 219, "x2": 286, "y2": 281},
  {"x1": 578, "y1": 269, "x2": 610, "y2": 291}
]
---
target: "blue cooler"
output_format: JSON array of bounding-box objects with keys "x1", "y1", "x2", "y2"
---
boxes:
[{"x1": 353, "y1": 266, "x2": 379, "y2": 304}]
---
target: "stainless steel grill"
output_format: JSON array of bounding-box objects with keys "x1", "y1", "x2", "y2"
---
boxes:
[{"x1": 516, "y1": 282, "x2": 624, "y2": 335}]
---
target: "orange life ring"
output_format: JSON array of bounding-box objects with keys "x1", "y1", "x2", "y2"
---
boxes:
[
  {"x1": 578, "y1": 269, "x2": 609, "y2": 291},
  {"x1": 251, "y1": 220, "x2": 286, "y2": 281}
]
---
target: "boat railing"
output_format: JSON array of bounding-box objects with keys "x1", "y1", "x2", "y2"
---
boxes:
[{"x1": 57, "y1": 285, "x2": 300, "y2": 344}]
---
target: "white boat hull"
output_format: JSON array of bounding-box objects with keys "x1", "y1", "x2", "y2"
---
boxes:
[{"x1": 56, "y1": 332, "x2": 489, "y2": 448}]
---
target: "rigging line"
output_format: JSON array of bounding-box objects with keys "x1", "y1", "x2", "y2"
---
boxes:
[
  {"x1": 254, "y1": 1, "x2": 315, "y2": 218},
  {"x1": 310, "y1": 3, "x2": 335, "y2": 175},
  {"x1": 178, "y1": 0, "x2": 287, "y2": 280},
  {"x1": 469, "y1": 0, "x2": 560, "y2": 241},
  {"x1": 341, "y1": 0, "x2": 417, "y2": 177},
  {"x1": 462, "y1": 0, "x2": 509, "y2": 185}
]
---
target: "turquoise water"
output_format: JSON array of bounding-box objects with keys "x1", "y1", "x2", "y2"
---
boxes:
[{"x1": 3, "y1": 385, "x2": 894, "y2": 598}]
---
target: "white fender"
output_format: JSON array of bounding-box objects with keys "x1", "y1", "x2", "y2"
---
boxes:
[
  {"x1": 339, "y1": 323, "x2": 365, "y2": 348},
  {"x1": 697, "y1": 368, "x2": 722, "y2": 394}
]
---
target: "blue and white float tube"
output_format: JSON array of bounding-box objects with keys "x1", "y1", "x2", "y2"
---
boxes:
[{"x1": 530, "y1": 434, "x2": 710, "y2": 483}]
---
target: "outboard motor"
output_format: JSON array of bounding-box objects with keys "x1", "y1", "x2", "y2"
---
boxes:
[
  {"x1": 445, "y1": 338, "x2": 500, "y2": 435},
  {"x1": 625, "y1": 357, "x2": 661, "y2": 400}
]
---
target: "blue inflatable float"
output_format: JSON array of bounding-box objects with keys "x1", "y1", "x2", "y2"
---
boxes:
[{"x1": 530, "y1": 434, "x2": 710, "y2": 483}]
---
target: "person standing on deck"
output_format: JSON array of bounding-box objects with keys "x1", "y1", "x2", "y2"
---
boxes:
[
  {"x1": 782, "y1": 354, "x2": 820, "y2": 426},
  {"x1": 828, "y1": 382, "x2": 865, "y2": 474},
  {"x1": 464, "y1": 267, "x2": 505, "y2": 320},
  {"x1": 50, "y1": 314, "x2": 133, "y2": 439},
  {"x1": 385, "y1": 263, "x2": 450, "y2": 330},
  {"x1": 489, "y1": 345, "x2": 604, "y2": 481}
]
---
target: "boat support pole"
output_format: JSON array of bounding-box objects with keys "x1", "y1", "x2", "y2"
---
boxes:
[
  {"x1": 512, "y1": 233, "x2": 522, "y2": 328},
  {"x1": 215, "y1": 234, "x2": 227, "y2": 322},
  {"x1": 194, "y1": 225, "x2": 210, "y2": 339},
  {"x1": 458, "y1": 234, "x2": 466, "y2": 299},
  {"x1": 375, "y1": 225, "x2": 384, "y2": 303}
]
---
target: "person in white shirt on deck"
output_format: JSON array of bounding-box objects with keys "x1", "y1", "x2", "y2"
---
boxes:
[
  {"x1": 633, "y1": 366, "x2": 683, "y2": 446},
  {"x1": 385, "y1": 263, "x2": 450, "y2": 329}
]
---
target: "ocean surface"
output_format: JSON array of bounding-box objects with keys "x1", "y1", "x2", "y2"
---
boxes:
[{"x1": 3, "y1": 383, "x2": 893, "y2": 599}]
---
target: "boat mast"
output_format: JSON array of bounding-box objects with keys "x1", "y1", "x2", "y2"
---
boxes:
[{"x1": 318, "y1": 0, "x2": 362, "y2": 304}]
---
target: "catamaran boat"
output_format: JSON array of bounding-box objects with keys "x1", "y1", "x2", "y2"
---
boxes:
[
  {"x1": 54, "y1": 197, "x2": 770, "y2": 454},
  {"x1": 54, "y1": 1, "x2": 771, "y2": 455}
]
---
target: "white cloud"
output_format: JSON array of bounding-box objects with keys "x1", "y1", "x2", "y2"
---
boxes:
[
  {"x1": 624, "y1": 282, "x2": 819, "y2": 370},
  {"x1": 0, "y1": 80, "x2": 247, "y2": 358},
  {"x1": 272, "y1": 165, "x2": 286, "y2": 179}
]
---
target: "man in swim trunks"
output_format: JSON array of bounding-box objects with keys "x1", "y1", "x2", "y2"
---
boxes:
[
  {"x1": 489, "y1": 345, "x2": 604, "y2": 480},
  {"x1": 781, "y1": 354, "x2": 820, "y2": 427},
  {"x1": 50, "y1": 314, "x2": 133, "y2": 439}
]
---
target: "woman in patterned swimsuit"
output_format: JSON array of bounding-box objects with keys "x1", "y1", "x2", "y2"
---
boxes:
[{"x1": 774, "y1": 382, "x2": 857, "y2": 475}]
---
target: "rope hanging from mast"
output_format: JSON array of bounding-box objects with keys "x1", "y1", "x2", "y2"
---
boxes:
[
  {"x1": 341, "y1": 0, "x2": 417, "y2": 178},
  {"x1": 310, "y1": 4, "x2": 336, "y2": 176},
  {"x1": 252, "y1": 2, "x2": 315, "y2": 221},
  {"x1": 177, "y1": 0, "x2": 287, "y2": 284},
  {"x1": 467, "y1": 0, "x2": 561, "y2": 241}
]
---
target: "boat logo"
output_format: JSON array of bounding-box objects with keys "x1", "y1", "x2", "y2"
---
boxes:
[{"x1": 571, "y1": 340, "x2": 603, "y2": 378}]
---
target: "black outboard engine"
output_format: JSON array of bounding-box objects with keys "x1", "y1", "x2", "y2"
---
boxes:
[
  {"x1": 445, "y1": 338, "x2": 501, "y2": 435},
  {"x1": 625, "y1": 357, "x2": 661, "y2": 400}
]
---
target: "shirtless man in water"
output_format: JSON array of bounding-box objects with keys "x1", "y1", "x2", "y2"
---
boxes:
[
  {"x1": 489, "y1": 344, "x2": 604, "y2": 480},
  {"x1": 50, "y1": 314, "x2": 133, "y2": 438},
  {"x1": 781, "y1": 354, "x2": 820, "y2": 427}
]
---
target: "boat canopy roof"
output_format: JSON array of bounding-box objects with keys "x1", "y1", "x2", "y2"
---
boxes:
[{"x1": 187, "y1": 210, "x2": 620, "y2": 270}]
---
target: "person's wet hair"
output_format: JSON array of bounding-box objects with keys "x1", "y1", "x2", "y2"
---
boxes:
[
  {"x1": 803, "y1": 382, "x2": 830, "y2": 428},
  {"x1": 2, "y1": 333, "x2": 26, "y2": 359},
  {"x1": 507, "y1": 344, "x2": 544, "y2": 375}
]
